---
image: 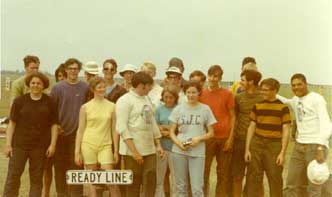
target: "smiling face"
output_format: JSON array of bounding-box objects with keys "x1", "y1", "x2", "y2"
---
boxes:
[
  {"x1": 122, "y1": 71, "x2": 135, "y2": 84},
  {"x1": 185, "y1": 86, "x2": 200, "y2": 104},
  {"x1": 93, "y1": 82, "x2": 106, "y2": 98},
  {"x1": 103, "y1": 62, "x2": 116, "y2": 80},
  {"x1": 25, "y1": 62, "x2": 39, "y2": 75},
  {"x1": 65, "y1": 63, "x2": 80, "y2": 82},
  {"x1": 29, "y1": 77, "x2": 44, "y2": 95},
  {"x1": 291, "y1": 78, "x2": 308, "y2": 97},
  {"x1": 207, "y1": 72, "x2": 221, "y2": 88},
  {"x1": 260, "y1": 84, "x2": 277, "y2": 101},
  {"x1": 163, "y1": 91, "x2": 177, "y2": 108}
]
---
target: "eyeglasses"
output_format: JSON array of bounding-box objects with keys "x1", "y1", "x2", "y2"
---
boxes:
[
  {"x1": 167, "y1": 75, "x2": 180, "y2": 80},
  {"x1": 67, "y1": 67, "x2": 79, "y2": 71},
  {"x1": 260, "y1": 88, "x2": 272, "y2": 92},
  {"x1": 103, "y1": 67, "x2": 115, "y2": 72}
]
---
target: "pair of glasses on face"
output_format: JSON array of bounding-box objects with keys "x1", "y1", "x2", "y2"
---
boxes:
[
  {"x1": 260, "y1": 88, "x2": 272, "y2": 92},
  {"x1": 67, "y1": 67, "x2": 79, "y2": 71},
  {"x1": 103, "y1": 67, "x2": 115, "y2": 72}
]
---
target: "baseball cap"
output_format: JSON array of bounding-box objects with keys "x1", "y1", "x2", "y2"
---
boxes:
[
  {"x1": 119, "y1": 64, "x2": 138, "y2": 76},
  {"x1": 307, "y1": 159, "x2": 330, "y2": 185},
  {"x1": 166, "y1": 66, "x2": 182, "y2": 75},
  {"x1": 82, "y1": 61, "x2": 99, "y2": 75}
]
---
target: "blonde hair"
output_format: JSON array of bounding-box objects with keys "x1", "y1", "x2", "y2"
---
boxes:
[
  {"x1": 243, "y1": 62, "x2": 258, "y2": 71},
  {"x1": 141, "y1": 61, "x2": 156, "y2": 72}
]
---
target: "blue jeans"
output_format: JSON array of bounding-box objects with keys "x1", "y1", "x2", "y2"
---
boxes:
[
  {"x1": 3, "y1": 147, "x2": 45, "y2": 197},
  {"x1": 283, "y1": 142, "x2": 329, "y2": 197},
  {"x1": 172, "y1": 152, "x2": 205, "y2": 197}
]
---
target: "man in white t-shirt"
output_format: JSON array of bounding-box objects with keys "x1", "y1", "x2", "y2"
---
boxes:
[
  {"x1": 278, "y1": 73, "x2": 332, "y2": 197},
  {"x1": 116, "y1": 71, "x2": 164, "y2": 197}
]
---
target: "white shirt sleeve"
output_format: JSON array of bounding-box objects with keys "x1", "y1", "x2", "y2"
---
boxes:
[
  {"x1": 115, "y1": 96, "x2": 133, "y2": 140},
  {"x1": 315, "y1": 95, "x2": 332, "y2": 147}
]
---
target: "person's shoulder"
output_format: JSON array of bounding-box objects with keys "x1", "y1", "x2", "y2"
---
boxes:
[
  {"x1": 308, "y1": 92, "x2": 325, "y2": 101},
  {"x1": 116, "y1": 91, "x2": 131, "y2": 103},
  {"x1": 13, "y1": 75, "x2": 25, "y2": 84},
  {"x1": 15, "y1": 93, "x2": 29, "y2": 102}
]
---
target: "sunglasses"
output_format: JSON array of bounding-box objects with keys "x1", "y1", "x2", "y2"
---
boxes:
[{"x1": 103, "y1": 67, "x2": 115, "y2": 72}]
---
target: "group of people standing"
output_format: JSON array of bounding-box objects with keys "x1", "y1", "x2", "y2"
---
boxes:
[{"x1": 2, "y1": 55, "x2": 332, "y2": 197}]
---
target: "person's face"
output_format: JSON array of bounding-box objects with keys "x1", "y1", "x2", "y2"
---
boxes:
[
  {"x1": 136, "y1": 83, "x2": 153, "y2": 96},
  {"x1": 57, "y1": 71, "x2": 65, "y2": 81},
  {"x1": 84, "y1": 72, "x2": 96, "y2": 82},
  {"x1": 65, "y1": 63, "x2": 80, "y2": 81},
  {"x1": 122, "y1": 71, "x2": 135, "y2": 83},
  {"x1": 240, "y1": 75, "x2": 250, "y2": 90},
  {"x1": 103, "y1": 63, "x2": 116, "y2": 79},
  {"x1": 29, "y1": 77, "x2": 44, "y2": 94},
  {"x1": 142, "y1": 67, "x2": 156, "y2": 78},
  {"x1": 291, "y1": 78, "x2": 308, "y2": 97},
  {"x1": 163, "y1": 91, "x2": 176, "y2": 108},
  {"x1": 25, "y1": 62, "x2": 39, "y2": 75},
  {"x1": 185, "y1": 86, "x2": 200, "y2": 103},
  {"x1": 260, "y1": 84, "x2": 277, "y2": 101},
  {"x1": 207, "y1": 73, "x2": 221, "y2": 87},
  {"x1": 142, "y1": 83, "x2": 153, "y2": 95},
  {"x1": 167, "y1": 73, "x2": 182, "y2": 86},
  {"x1": 94, "y1": 82, "x2": 106, "y2": 98}
]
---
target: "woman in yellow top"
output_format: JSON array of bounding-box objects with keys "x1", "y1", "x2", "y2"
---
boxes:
[{"x1": 75, "y1": 77, "x2": 120, "y2": 196}]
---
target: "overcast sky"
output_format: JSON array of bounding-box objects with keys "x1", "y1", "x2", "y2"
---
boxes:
[{"x1": 1, "y1": 0, "x2": 332, "y2": 85}]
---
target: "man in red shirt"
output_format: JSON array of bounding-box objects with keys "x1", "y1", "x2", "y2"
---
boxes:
[{"x1": 199, "y1": 65, "x2": 235, "y2": 197}]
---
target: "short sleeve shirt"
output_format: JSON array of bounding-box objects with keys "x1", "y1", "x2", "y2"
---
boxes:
[
  {"x1": 10, "y1": 93, "x2": 58, "y2": 149},
  {"x1": 169, "y1": 103, "x2": 217, "y2": 157}
]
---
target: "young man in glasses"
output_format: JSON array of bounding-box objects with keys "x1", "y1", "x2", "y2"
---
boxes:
[
  {"x1": 245, "y1": 78, "x2": 291, "y2": 197},
  {"x1": 278, "y1": 73, "x2": 332, "y2": 197},
  {"x1": 51, "y1": 58, "x2": 89, "y2": 197}
]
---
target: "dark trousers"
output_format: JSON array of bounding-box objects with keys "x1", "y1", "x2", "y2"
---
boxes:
[
  {"x1": 246, "y1": 136, "x2": 283, "y2": 197},
  {"x1": 123, "y1": 154, "x2": 157, "y2": 197},
  {"x1": 3, "y1": 147, "x2": 45, "y2": 197},
  {"x1": 54, "y1": 132, "x2": 83, "y2": 197},
  {"x1": 204, "y1": 138, "x2": 232, "y2": 197}
]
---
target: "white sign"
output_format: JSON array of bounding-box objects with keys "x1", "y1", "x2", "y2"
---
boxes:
[{"x1": 66, "y1": 170, "x2": 133, "y2": 185}]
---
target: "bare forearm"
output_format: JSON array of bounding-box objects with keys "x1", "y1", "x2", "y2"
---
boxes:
[
  {"x1": 75, "y1": 129, "x2": 84, "y2": 154},
  {"x1": 112, "y1": 132, "x2": 120, "y2": 153},
  {"x1": 280, "y1": 124, "x2": 290, "y2": 154},
  {"x1": 6, "y1": 121, "x2": 15, "y2": 146},
  {"x1": 50, "y1": 125, "x2": 58, "y2": 147},
  {"x1": 245, "y1": 122, "x2": 256, "y2": 151},
  {"x1": 124, "y1": 139, "x2": 140, "y2": 155}
]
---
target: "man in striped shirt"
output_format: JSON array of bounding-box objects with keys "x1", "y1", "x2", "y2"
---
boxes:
[{"x1": 245, "y1": 78, "x2": 291, "y2": 197}]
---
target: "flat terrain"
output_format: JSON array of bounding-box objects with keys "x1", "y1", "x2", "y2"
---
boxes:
[{"x1": 0, "y1": 72, "x2": 331, "y2": 196}]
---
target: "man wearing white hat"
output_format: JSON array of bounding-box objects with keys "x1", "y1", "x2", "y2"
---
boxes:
[
  {"x1": 82, "y1": 61, "x2": 99, "y2": 82},
  {"x1": 119, "y1": 64, "x2": 138, "y2": 91}
]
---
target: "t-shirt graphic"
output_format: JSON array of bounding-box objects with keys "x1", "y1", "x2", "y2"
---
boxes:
[{"x1": 142, "y1": 104, "x2": 153, "y2": 124}]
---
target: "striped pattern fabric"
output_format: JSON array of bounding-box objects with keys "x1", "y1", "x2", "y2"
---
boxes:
[{"x1": 249, "y1": 99, "x2": 291, "y2": 138}]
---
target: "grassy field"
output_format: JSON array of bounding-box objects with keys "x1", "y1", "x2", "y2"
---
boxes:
[{"x1": 0, "y1": 72, "x2": 331, "y2": 196}]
